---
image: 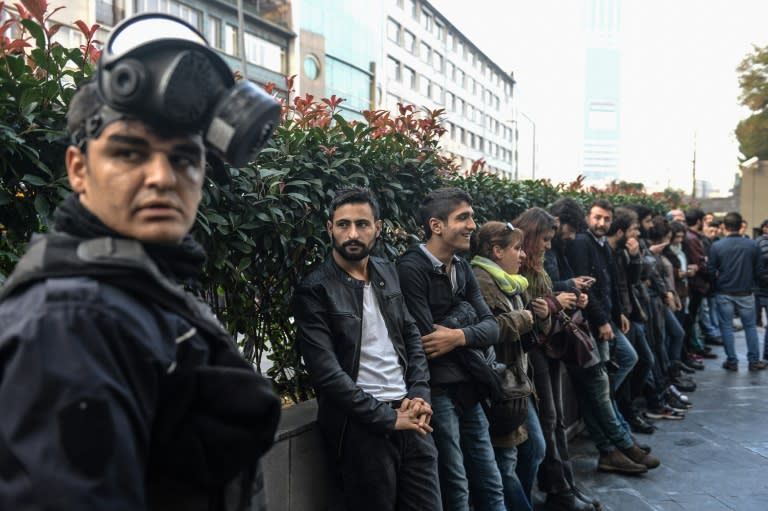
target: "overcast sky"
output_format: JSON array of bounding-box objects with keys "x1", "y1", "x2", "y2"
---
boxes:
[{"x1": 431, "y1": 0, "x2": 768, "y2": 194}]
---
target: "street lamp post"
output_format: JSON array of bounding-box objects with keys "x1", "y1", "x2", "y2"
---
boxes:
[{"x1": 518, "y1": 111, "x2": 536, "y2": 179}]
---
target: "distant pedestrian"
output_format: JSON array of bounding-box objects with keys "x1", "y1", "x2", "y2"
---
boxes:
[{"x1": 709, "y1": 212, "x2": 766, "y2": 371}]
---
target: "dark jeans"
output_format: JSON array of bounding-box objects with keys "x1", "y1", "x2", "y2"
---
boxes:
[
  {"x1": 529, "y1": 347, "x2": 573, "y2": 494},
  {"x1": 338, "y1": 420, "x2": 442, "y2": 511},
  {"x1": 493, "y1": 396, "x2": 545, "y2": 511},
  {"x1": 567, "y1": 363, "x2": 634, "y2": 454},
  {"x1": 684, "y1": 291, "x2": 705, "y2": 351}
]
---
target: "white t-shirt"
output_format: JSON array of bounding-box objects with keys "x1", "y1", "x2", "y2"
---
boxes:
[{"x1": 355, "y1": 283, "x2": 408, "y2": 401}]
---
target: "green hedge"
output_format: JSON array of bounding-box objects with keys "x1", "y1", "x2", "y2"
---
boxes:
[{"x1": 0, "y1": 6, "x2": 681, "y2": 401}]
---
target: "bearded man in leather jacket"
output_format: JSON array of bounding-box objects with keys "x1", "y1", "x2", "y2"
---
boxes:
[{"x1": 292, "y1": 187, "x2": 441, "y2": 511}]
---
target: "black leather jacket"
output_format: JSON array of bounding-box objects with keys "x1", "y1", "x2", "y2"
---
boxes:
[{"x1": 292, "y1": 255, "x2": 430, "y2": 457}]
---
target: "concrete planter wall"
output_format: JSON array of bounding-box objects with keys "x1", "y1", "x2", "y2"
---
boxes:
[{"x1": 262, "y1": 365, "x2": 581, "y2": 510}]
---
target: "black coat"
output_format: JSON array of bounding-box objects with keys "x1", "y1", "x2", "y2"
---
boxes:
[
  {"x1": 292, "y1": 255, "x2": 430, "y2": 457},
  {"x1": 0, "y1": 234, "x2": 280, "y2": 511}
]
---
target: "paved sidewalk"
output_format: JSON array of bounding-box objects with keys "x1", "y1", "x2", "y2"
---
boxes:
[{"x1": 551, "y1": 331, "x2": 768, "y2": 511}]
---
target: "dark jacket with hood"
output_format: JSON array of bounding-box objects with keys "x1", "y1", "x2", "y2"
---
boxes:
[
  {"x1": 0, "y1": 196, "x2": 280, "y2": 511},
  {"x1": 292, "y1": 255, "x2": 430, "y2": 457}
]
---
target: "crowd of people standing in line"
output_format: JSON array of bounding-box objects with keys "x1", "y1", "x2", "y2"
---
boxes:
[{"x1": 295, "y1": 185, "x2": 768, "y2": 511}]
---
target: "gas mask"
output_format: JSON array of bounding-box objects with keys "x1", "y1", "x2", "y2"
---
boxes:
[{"x1": 79, "y1": 13, "x2": 280, "y2": 168}]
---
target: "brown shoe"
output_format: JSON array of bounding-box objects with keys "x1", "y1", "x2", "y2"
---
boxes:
[
  {"x1": 749, "y1": 360, "x2": 767, "y2": 371},
  {"x1": 621, "y1": 444, "x2": 661, "y2": 469},
  {"x1": 597, "y1": 448, "x2": 648, "y2": 474}
]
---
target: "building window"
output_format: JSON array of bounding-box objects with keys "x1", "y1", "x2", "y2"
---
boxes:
[
  {"x1": 457, "y1": 97, "x2": 465, "y2": 116},
  {"x1": 303, "y1": 54, "x2": 320, "y2": 80},
  {"x1": 387, "y1": 92, "x2": 400, "y2": 109},
  {"x1": 422, "y1": 10, "x2": 432, "y2": 31},
  {"x1": 459, "y1": 127, "x2": 466, "y2": 144},
  {"x1": 410, "y1": 0, "x2": 418, "y2": 18},
  {"x1": 387, "y1": 18, "x2": 400, "y2": 43},
  {"x1": 207, "y1": 15, "x2": 221, "y2": 49},
  {"x1": 436, "y1": 23, "x2": 444, "y2": 42},
  {"x1": 224, "y1": 24, "x2": 238, "y2": 56},
  {"x1": 446, "y1": 91, "x2": 454, "y2": 111},
  {"x1": 387, "y1": 56, "x2": 401, "y2": 81},
  {"x1": 404, "y1": 65, "x2": 416, "y2": 89},
  {"x1": 447, "y1": 61, "x2": 455, "y2": 81},
  {"x1": 403, "y1": 29, "x2": 416, "y2": 53},
  {"x1": 136, "y1": 0, "x2": 201, "y2": 31},
  {"x1": 458, "y1": 69, "x2": 465, "y2": 88},
  {"x1": 244, "y1": 32, "x2": 284, "y2": 73},
  {"x1": 433, "y1": 51, "x2": 443, "y2": 72},
  {"x1": 432, "y1": 84, "x2": 443, "y2": 103},
  {"x1": 419, "y1": 75, "x2": 430, "y2": 97},
  {"x1": 95, "y1": 0, "x2": 125, "y2": 27},
  {"x1": 420, "y1": 42, "x2": 431, "y2": 64}
]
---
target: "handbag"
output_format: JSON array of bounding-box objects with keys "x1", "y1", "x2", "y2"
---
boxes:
[
  {"x1": 485, "y1": 334, "x2": 533, "y2": 436},
  {"x1": 546, "y1": 308, "x2": 601, "y2": 369}
]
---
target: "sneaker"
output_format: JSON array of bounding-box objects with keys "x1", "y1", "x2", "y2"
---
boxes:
[
  {"x1": 705, "y1": 336, "x2": 724, "y2": 346},
  {"x1": 666, "y1": 403, "x2": 689, "y2": 414},
  {"x1": 644, "y1": 407, "x2": 685, "y2": 420},
  {"x1": 722, "y1": 360, "x2": 739, "y2": 371},
  {"x1": 666, "y1": 384, "x2": 690, "y2": 403},
  {"x1": 628, "y1": 414, "x2": 657, "y2": 434},
  {"x1": 597, "y1": 448, "x2": 648, "y2": 474},
  {"x1": 621, "y1": 444, "x2": 661, "y2": 469},
  {"x1": 670, "y1": 377, "x2": 697, "y2": 392},
  {"x1": 684, "y1": 357, "x2": 705, "y2": 370},
  {"x1": 748, "y1": 360, "x2": 768, "y2": 371},
  {"x1": 666, "y1": 392, "x2": 693, "y2": 410}
]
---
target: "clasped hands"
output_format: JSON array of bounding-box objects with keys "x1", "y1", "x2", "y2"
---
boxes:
[{"x1": 394, "y1": 397, "x2": 433, "y2": 435}]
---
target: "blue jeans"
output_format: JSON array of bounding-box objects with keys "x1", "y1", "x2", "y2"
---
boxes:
[
  {"x1": 716, "y1": 294, "x2": 761, "y2": 364},
  {"x1": 431, "y1": 390, "x2": 505, "y2": 511},
  {"x1": 664, "y1": 307, "x2": 685, "y2": 363},
  {"x1": 596, "y1": 323, "x2": 638, "y2": 391},
  {"x1": 699, "y1": 295, "x2": 721, "y2": 339},
  {"x1": 567, "y1": 364, "x2": 634, "y2": 454},
  {"x1": 758, "y1": 295, "x2": 768, "y2": 358},
  {"x1": 493, "y1": 397, "x2": 545, "y2": 511}
]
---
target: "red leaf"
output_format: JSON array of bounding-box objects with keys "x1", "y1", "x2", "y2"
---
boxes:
[
  {"x1": 46, "y1": 21, "x2": 60, "y2": 38},
  {"x1": 13, "y1": 3, "x2": 30, "y2": 19},
  {"x1": 19, "y1": 0, "x2": 45, "y2": 25},
  {"x1": 74, "y1": 19, "x2": 91, "y2": 38}
]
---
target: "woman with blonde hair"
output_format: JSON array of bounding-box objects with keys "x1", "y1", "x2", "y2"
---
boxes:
[{"x1": 470, "y1": 221, "x2": 546, "y2": 511}]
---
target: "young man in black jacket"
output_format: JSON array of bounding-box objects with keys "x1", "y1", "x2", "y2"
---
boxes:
[
  {"x1": 397, "y1": 187, "x2": 505, "y2": 511},
  {"x1": 0, "y1": 14, "x2": 281, "y2": 510},
  {"x1": 293, "y1": 188, "x2": 440, "y2": 511}
]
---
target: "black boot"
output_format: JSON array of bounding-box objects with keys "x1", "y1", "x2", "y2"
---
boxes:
[{"x1": 546, "y1": 490, "x2": 595, "y2": 511}]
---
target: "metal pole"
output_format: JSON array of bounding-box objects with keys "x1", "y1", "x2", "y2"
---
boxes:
[
  {"x1": 519, "y1": 112, "x2": 536, "y2": 179},
  {"x1": 237, "y1": 0, "x2": 248, "y2": 79}
]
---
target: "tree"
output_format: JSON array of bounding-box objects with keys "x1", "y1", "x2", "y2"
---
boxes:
[{"x1": 736, "y1": 45, "x2": 768, "y2": 160}]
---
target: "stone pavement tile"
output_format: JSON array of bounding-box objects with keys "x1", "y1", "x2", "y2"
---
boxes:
[{"x1": 562, "y1": 334, "x2": 768, "y2": 511}]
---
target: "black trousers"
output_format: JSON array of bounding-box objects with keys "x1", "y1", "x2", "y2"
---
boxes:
[
  {"x1": 529, "y1": 347, "x2": 574, "y2": 495},
  {"x1": 336, "y1": 420, "x2": 442, "y2": 511}
]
